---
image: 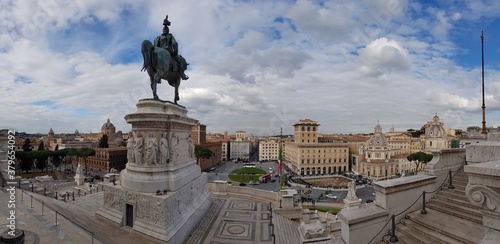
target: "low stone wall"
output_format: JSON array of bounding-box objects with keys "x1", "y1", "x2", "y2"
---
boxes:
[
  {"x1": 339, "y1": 148, "x2": 465, "y2": 243},
  {"x1": 53, "y1": 181, "x2": 77, "y2": 190},
  {"x1": 466, "y1": 141, "x2": 500, "y2": 164},
  {"x1": 424, "y1": 148, "x2": 465, "y2": 187},
  {"x1": 207, "y1": 182, "x2": 278, "y2": 203}
]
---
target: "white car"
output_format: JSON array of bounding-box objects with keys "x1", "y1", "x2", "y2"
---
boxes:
[{"x1": 326, "y1": 194, "x2": 338, "y2": 199}]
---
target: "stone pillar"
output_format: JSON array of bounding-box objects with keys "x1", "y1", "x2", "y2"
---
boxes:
[
  {"x1": 120, "y1": 99, "x2": 200, "y2": 193},
  {"x1": 465, "y1": 161, "x2": 500, "y2": 242}
]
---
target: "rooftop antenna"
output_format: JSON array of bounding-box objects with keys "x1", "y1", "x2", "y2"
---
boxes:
[{"x1": 481, "y1": 31, "x2": 487, "y2": 135}]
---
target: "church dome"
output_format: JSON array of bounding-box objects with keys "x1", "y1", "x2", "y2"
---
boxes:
[
  {"x1": 48, "y1": 128, "x2": 54, "y2": 135},
  {"x1": 101, "y1": 118, "x2": 116, "y2": 135},
  {"x1": 367, "y1": 122, "x2": 388, "y2": 146},
  {"x1": 426, "y1": 114, "x2": 446, "y2": 138}
]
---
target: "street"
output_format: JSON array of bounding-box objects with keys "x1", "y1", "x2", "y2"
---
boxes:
[{"x1": 205, "y1": 160, "x2": 376, "y2": 203}]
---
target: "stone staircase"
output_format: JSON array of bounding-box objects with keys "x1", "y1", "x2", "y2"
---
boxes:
[{"x1": 381, "y1": 169, "x2": 484, "y2": 244}]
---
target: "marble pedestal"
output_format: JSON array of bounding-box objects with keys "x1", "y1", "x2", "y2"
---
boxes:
[
  {"x1": 74, "y1": 174, "x2": 84, "y2": 186},
  {"x1": 97, "y1": 99, "x2": 212, "y2": 242},
  {"x1": 97, "y1": 173, "x2": 211, "y2": 242},
  {"x1": 343, "y1": 198, "x2": 362, "y2": 210}
]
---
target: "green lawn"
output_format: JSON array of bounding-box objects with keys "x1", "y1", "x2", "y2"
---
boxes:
[
  {"x1": 303, "y1": 206, "x2": 340, "y2": 215},
  {"x1": 292, "y1": 178, "x2": 309, "y2": 185},
  {"x1": 228, "y1": 167, "x2": 267, "y2": 182}
]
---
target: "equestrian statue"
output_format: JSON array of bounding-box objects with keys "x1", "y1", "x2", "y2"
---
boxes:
[{"x1": 141, "y1": 15, "x2": 189, "y2": 104}]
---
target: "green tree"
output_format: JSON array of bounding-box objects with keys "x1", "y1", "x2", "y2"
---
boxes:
[
  {"x1": 16, "y1": 151, "x2": 33, "y2": 173},
  {"x1": 38, "y1": 141, "x2": 45, "y2": 150},
  {"x1": 33, "y1": 150, "x2": 51, "y2": 173},
  {"x1": 52, "y1": 147, "x2": 62, "y2": 170},
  {"x1": 60, "y1": 148, "x2": 77, "y2": 171},
  {"x1": 407, "y1": 152, "x2": 434, "y2": 172},
  {"x1": 99, "y1": 135, "x2": 109, "y2": 148},
  {"x1": 408, "y1": 127, "x2": 425, "y2": 138},
  {"x1": 22, "y1": 138, "x2": 32, "y2": 151},
  {"x1": 77, "y1": 147, "x2": 96, "y2": 175},
  {"x1": 194, "y1": 145, "x2": 213, "y2": 165}
]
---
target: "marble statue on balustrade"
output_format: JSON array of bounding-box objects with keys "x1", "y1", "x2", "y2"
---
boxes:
[
  {"x1": 346, "y1": 181, "x2": 357, "y2": 201},
  {"x1": 74, "y1": 163, "x2": 84, "y2": 185},
  {"x1": 76, "y1": 163, "x2": 83, "y2": 175},
  {"x1": 343, "y1": 180, "x2": 362, "y2": 210}
]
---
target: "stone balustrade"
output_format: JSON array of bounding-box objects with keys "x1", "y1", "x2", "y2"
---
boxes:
[
  {"x1": 338, "y1": 148, "x2": 464, "y2": 243},
  {"x1": 465, "y1": 160, "x2": 500, "y2": 243}
]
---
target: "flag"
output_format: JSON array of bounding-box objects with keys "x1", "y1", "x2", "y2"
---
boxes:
[{"x1": 278, "y1": 144, "x2": 282, "y2": 174}]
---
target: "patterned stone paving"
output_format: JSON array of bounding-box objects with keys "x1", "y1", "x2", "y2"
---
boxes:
[{"x1": 185, "y1": 197, "x2": 274, "y2": 244}]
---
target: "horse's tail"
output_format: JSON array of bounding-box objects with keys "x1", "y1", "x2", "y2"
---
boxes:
[{"x1": 141, "y1": 40, "x2": 153, "y2": 72}]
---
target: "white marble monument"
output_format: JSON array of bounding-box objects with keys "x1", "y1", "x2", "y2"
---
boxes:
[
  {"x1": 97, "y1": 99, "x2": 212, "y2": 243},
  {"x1": 343, "y1": 180, "x2": 361, "y2": 210},
  {"x1": 74, "y1": 163, "x2": 84, "y2": 186}
]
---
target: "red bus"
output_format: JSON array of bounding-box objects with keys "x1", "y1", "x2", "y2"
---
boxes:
[{"x1": 260, "y1": 173, "x2": 271, "y2": 183}]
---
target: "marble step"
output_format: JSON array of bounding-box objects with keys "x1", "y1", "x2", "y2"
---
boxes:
[
  {"x1": 437, "y1": 188, "x2": 468, "y2": 201},
  {"x1": 399, "y1": 218, "x2": 459, "y2": 244},
  {"x1": 405, "y1": 208, "x2": 483, "y2": 243},
  {"x1": 427, "y1": 201, "x2": 482, "y2": 225},
  {"x1": 433, "y1": 194, "x2": 479, "y2": 212}
]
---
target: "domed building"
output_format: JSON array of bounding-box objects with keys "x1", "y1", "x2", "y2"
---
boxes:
[
  {"x1": 101, "y1": 118, "x2": 116, "y2": 136},
  {"x1": 99, "y1": 118, "x2": 124, "y2": 147},
  {"x1": 359, "y1": 122, "x2": 397, "y2": 179},
  {"x1": 424, "y1": 114, "x2": 450, "y2": 152}
]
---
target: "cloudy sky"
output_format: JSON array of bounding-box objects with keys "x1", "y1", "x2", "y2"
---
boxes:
[{"x1": 1, "y1": 0, "x2": 500, "y2": 136}]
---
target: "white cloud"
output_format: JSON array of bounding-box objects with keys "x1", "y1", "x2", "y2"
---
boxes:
[
  {"x1": 1, "y1": 0, "x2": 500, "y2": 135},
  {"x1": 358, "y1": 37, "x2": 410, "y2": 78}
]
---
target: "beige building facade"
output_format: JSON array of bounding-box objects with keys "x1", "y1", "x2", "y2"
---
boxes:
[
  {"x1": 284, "y1": 119, "x2": 349, "y2": 176},
  {"x1": 387, "y1": 133, "x2": 421, "y2": 156},
  {"x1": 258, "y1": 137, "x2": 285, "y2": 162}
]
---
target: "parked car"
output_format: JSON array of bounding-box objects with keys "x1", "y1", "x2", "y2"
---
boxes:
[
  {"x1": 326, "y1": 194, "x2": 338, "y2": 200},
  {"x1": 249, "y1": 181, "x2": 259, "y2": 185}
]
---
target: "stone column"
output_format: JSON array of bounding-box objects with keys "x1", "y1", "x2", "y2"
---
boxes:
[{"x1": 465, "y1": 161, "x2": 500, "y2": 242}]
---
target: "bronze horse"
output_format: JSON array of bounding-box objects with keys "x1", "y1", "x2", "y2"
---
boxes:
[{"x1": 141, "y1": 40, "x2": 188, "y2": 104}]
